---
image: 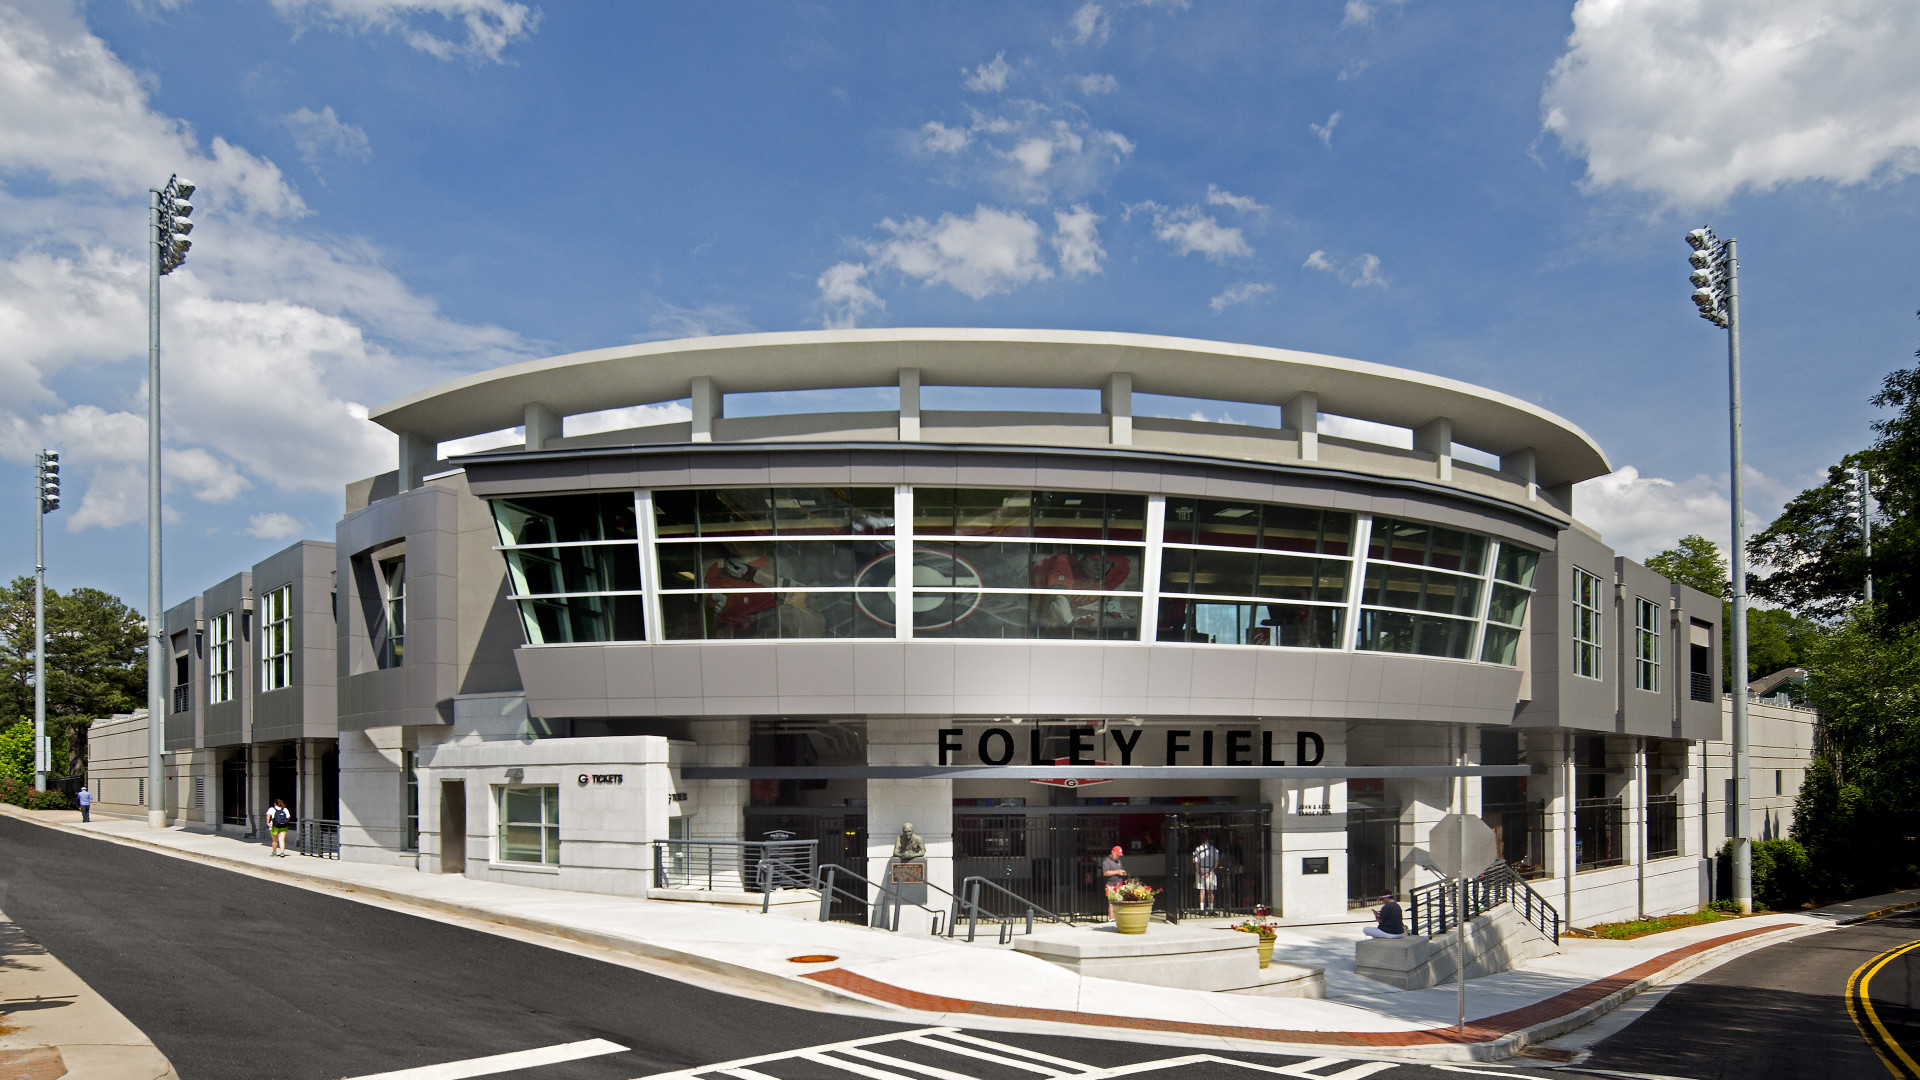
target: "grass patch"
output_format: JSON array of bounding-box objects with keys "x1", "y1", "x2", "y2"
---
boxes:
[{"x1": 1584, "y1": 907, "x2": 1756, "y2": 940}]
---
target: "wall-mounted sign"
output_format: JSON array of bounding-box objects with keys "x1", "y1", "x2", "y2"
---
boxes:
[
  {"x1": 1030, "y1": 757, "x2": 1114, "y2": 788},
  {"x1": 1302, "y1": 857, "x2": 1329, "y2": 875},
  {"x1": 937, "y1": 726, "x2": 1324, "y2": 768},
  {"x1": 667, "y1": 791, "x2": 689, "y2": 803},
  {"x1": 577, "y1": 773, "x2": 625, "y2": 786}
]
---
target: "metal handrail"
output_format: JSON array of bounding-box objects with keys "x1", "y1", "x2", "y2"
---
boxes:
[
  {"x1": 950, "y1": 875, "x2": 1067, "y2": 944},
  {"x1": 297, "y1": 818, "x2": 340, "y2": 859},
  {"x1": 814, "y1": 863, "x2": 947, "y2": 934},
  {"x1": 1409, "y1": 861, "x2": 1560, "y2": 943},
  {"x1": 651, "y1": 838, "x2": 818, "y2": 894}
]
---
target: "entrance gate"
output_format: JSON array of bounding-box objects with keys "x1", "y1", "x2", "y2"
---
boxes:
[
  {"x1": 953, "y1": 806, "x2": 1269, "y2": 923},
  {"x1": 746, "y1": 807, "x2": 867, "y2": 923}
]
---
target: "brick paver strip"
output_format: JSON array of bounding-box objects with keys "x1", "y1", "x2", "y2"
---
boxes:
[{"x1": 805, "y1": 922, "x2": 1798, "y2": 1047}]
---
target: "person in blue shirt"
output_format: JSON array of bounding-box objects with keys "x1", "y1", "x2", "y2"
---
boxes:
[
  {"x1": 76, "y1": 786, "x2": 92, "y2": 823},
  {"x1": 1364, "y1": 893, "x2": 1405, "y2": 938}
]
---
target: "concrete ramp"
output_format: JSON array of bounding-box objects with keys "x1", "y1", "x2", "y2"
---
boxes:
[{"x1": 1355, "y1": 904, "x2": 1561, "y2": 990}]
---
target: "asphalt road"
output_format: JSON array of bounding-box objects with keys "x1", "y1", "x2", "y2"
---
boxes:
[
  {"x1": 10, "y1": 814, "x2": 1914, "y2": 1080},
  {"x1": 1579, "y1": 909, "x2": 1920, "y2": 1080}
]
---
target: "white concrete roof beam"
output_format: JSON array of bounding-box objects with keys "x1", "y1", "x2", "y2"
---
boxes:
[
  {"x1": 1282, "y1": 391, "x2": 1319, "y2": 462},
  {"x1": 899, "y1": 368, "x2": 921, "y2": 442},
  {"x1": 1103, "y1": 371, "x2": 1132, "y2": 446},
  {"x1": 1414, "y1": 417, "x2": 1453, "y2": 482},
  {"x1": 524, "y1": 402, "x2": 562, "y2": 451},
  {"x1": 690, "y1": 375, "x2": 720, "y2": 444}
]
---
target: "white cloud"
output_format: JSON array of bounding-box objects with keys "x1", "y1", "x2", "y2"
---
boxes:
[
  {"x1": 246, "y1": 511, "x2": 307, "y2": 539},
  {"x1": 266, "y1": 0, "x2": 539, "y2": 63},
  {"x1": 1007, "y1": 137, "x2": 1056, "y2": 178},
  {"x1": 1303, "y1": 249, "x2": 1388, "y2": 287},
  {"x1": 0, "y1": 1, "x2": 529, "y2": 534},
  {"x1": 920, "y1": 121, "x2": 971, "y2": 154},
  {"x1": 1151, "y1": 206, "x2": 1252, "y2": 262},
  {"x1": 1542, "y1": 0, "x2": 1920, "y2": 207},
  {"x1": 1310, "y1": 111, "x2": 1341, "y2": 147},
  {"x1": 1061, "y1": 2, "x2": 1111, "y2": 46},
  {"x1": 565, "y1": 402, "x2": 694, "y2": 437},
  {"x1": 1205, "y1": 184, "x2": 1268, "y2": 215},
  {"x1": 964, "y1": 52, "x2": 1013, "y2": 94},
  {"x1": 1076, "y1": 74, "x2": 1118, "y2": 95},
  {"x1": 1051, "y1": 204, "x2": 1105, "y2": 277},
  {"x1": 1573, "y1": 466, "x2": 1730, "y2": 560},
  {"x1": 1342, "y1": 0, "x2": 1412, "y2": 28},
  {"x1": 1208, "y1": 281, "x2": 1274, "y2": 312},
  {"x1": 283, "y1": 106, "x2": 371, "y2": 172},
  {"x1": 867, "y1": 205, "x2": 1052, "y2": 300},
  {"x1": 817, "y1": 261, "x2": 882, "y2": 329}
]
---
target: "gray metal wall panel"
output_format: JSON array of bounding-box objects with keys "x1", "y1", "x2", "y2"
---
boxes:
[
  {"x1": 1516, "y1": 527, "x2": 1618, "y2": 731},
  {"x1": 1674, "y1": 580, "x2": 1724, "y2": 740},
  {"x1": 1615, "y1": 558, "x2": 1676, "y2": 737}
]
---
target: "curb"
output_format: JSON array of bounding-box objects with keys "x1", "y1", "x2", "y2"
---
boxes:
[
  {"x1": 0, "y1": 807, "x2": 875, "y2": 1015},
  {"x1": 1838, "y1": 900, "x2": 1920, "y2": 926},
  {"x1": 0, "y1": 806, "x2": 1821, "y2": 1062}
]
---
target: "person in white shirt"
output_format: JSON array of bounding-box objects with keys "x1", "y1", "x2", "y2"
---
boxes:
[
  {"x1": 1191, "y1": 840, "x2": 1221, "y2": 912},
  {"x1": 267, "y1": 798, "x2": 292, "y2": 856}
]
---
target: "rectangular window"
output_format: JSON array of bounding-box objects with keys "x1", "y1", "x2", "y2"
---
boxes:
[
  {"x1": 1479, "y1": 544, "x2": 1539, "y2": 666},
  {"x1": 260, "y1": 585, "x2": 293, "y2": 691},
  {"x1": 1157, "y1": 497, "x2": 1352, "y2": 649},
  {"x1": 494, "y1": 493, "x2": 646, "y2": 644},
  {"x1": 497, "y1": 785, "x2": 559, "y2": 865},
  {"x1": 1572, "y1": 567, "x2": 1603, "y2": 679},
  {"x1": 208, "y1": 611, "x2": 235, "y2": 703},
  {"x1": 380, "y1": 557, "x2": 406, "y2": 667},
  {"x1": 654, "y1": 487, "x2": 899, "y2": 640},
  {"x1": 1646, "y1": 794, "x2": 1679, "y2": 859},
  {"x1": 1575, "y1": 796, "x2": 1624, "y2": 870},
  {"x1": 404, "y1": 750, "x2": 419, "y2": 851},
  {"x1": 914, "y1": 490, "x2": 1147, "y2": 640},
  {"x1": 1634, "y1": 596, "x2": 1661, "y2": 692}
]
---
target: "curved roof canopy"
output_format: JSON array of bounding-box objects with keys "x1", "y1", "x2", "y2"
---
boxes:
[{"x1": 369, "y1": 328, "x2": 1611, "y2": 487}]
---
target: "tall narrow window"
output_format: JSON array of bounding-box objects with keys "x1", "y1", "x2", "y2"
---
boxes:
[
  {"x1": 404, "y1": 750, "x2": 419, "y2": 851},
  {"x1": 1634, "y1": 596, "x2": 1661, "y2": 692},
  {"x1": 1571, "y1": 567, "x2": 1602, "y2": 679},
  {"x1": 380, "y1": 557, "x2": 406, "y2": 668},
  {"x1": 260, "y1": 585, "x2": 293, "y2": 691},
  {"x1": 208, "y1": 611, "x2": 235, "y2": 703}
]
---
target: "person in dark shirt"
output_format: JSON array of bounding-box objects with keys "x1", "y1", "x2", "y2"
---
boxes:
[
  {"x1": 1364, "y1": 893, "x2": 1405, "y2": 938},
  {"x1": 1101, "y1": 845, "x2": 1126, "y2": 920}
]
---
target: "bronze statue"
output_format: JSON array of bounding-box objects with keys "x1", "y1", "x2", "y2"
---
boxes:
[{"x1": 891, "y1": 822, "x2": 927, "y2": 860}]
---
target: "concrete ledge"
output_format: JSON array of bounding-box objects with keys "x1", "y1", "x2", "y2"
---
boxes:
[
  {"x1": 1223, "y1": 960, "x2": 1325, "y2": 998},
  {"x1": 645, "y1": 887, "x2": 818, "y2": 909},
  {"x1": 1356, "y1": 905, "x2": 1559, "y2": 990},
  {"x1": 1015, "y1": 924, "x2": 1259, "y2": 991}
]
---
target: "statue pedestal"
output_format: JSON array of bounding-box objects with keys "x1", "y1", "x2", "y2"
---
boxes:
[{"x1": 888, "y1": 859, "x2": 929, "y2": 905}]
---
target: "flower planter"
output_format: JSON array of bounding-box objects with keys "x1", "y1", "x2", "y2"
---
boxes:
[
  {"x1": 1256, "y1": 936, "x2": 1275, "y2": 968},
  {"x1": 1112, "y1": 900, "x2": 1154, "y2": 935}
]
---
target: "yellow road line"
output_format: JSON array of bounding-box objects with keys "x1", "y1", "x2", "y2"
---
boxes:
[{"x1": 1848, "y1": 938, "x2": 1920, "y2": 1079}]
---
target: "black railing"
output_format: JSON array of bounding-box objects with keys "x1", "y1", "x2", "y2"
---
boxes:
[
  {"x1": 297, "y1": 819, "x2": 340, "y2": 859},
  {"x1": 1409, "y1": 861, "x2": 1560, "y2": 943},
  {"x1": 1690, "y1": 671, "x2": 1714, "y2": 703},
  {"x1": 1576, "y1": 797, "x2": 1626, "y2": 871},
  {"x1": 950, "y1": 875, "x2": 1067, "y2": 943},
  {"x1": 813, "y1": 863, "x2": 948, "y2": 933},
  {"x1": 172, "y1": 685, "x2": 190, "y2": 713},
  {"x1": 1481, "y1": 801, "x2": 1549, "y2": 880},
  {"x1": 652, "y1": 839, "x2": 819, "y2": 895},
  {"x1": 1646, "y1": 794, "x2": 1679, "y2": 860}
]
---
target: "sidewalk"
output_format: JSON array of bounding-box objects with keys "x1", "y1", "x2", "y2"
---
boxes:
[
  {"x1": 0, "y1": 806, "x2": 1845, "y2": 1063},
  {"x1": 0, "y1": 904, "x2": 177, "y2": 1080}
]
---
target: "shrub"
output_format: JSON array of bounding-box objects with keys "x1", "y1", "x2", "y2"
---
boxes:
[
  {"x1": 0, "y1": 775, "x2": 76, "y2": 811},
  {"x1": 1722, "y1": 838, "x2": 1813, "y2": 910}
]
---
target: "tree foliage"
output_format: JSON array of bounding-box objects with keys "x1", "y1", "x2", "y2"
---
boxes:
[
  {"x1": 1748, "y1": 455, "x2": 1876, "y2": 622},
  {"x1": 0, "y1": 578, "x2": 146, "y2": 775},
  {"x1": 1867, "y1": 352, "x2": 1920, "y2": 628},
  {"x1": 1645, "y1": 534, "x2": 1729, "y2": 598}
]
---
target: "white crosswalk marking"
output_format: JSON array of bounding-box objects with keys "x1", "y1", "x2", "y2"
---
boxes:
[
  {"x1": 631, "y1": 1027, "x2": 1398, "y2": 1080},
  {"x1": 342, "y1": 1038, "x2": 629, "y2": 1080}
]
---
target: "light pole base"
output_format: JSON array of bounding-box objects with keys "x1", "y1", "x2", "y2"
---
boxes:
[{"x1": 147, "y1": 810, "x2": 167, "y2": 829}]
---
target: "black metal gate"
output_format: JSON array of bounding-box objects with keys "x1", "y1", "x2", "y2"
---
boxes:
[
  {"x1": 1346, "y1": 804, "x2": 1404, "y2": 906},
  {"x1": 953, "y1": 806, "x2": 1269, "y2": 922},
  {"x1": 745, "y1": 808, "x2": 867, "y2": 923}
]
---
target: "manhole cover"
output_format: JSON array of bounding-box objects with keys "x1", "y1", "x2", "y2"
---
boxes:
[{"x1": 787, "y1": 954, "x2": 838, "y2": 964}]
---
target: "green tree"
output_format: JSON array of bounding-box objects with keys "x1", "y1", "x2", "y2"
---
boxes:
[
  {"x1": 1866, "y1": 352, "x2": 1920, "y2": 628},
  {"x1": 1794, "y1": 611, "x2": 1920, "y2": 892},
  {"x1": 1646, "y1": 534, "x2": 1729, "y2": 598},
  {"x1": 1748, "y1": 455, "x2": 1877, "y2": 622},
  {"x1": 1644, "y1": 536, "x2": 1819, "y2": 687},
  {"x1": 0, "y1": 579, "x2": 147, "y2": 776},
  {"x1": 0, "y1": 718, "x2": 33, "y2": 783}
]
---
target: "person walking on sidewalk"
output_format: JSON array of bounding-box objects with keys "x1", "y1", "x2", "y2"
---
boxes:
[
  {"x1": 76, "y1": 786, "x2": 91, "y2": 823},
  {"x1": 267, "y1": 799, "x2": 292, "y2": 856}
]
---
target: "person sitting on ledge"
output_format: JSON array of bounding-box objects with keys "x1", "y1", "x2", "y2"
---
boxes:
[{"x1": 1363, "y1": 893, "x2": 1405, "y2": 939}]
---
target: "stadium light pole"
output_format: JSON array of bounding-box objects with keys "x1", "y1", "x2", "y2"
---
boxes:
[
  {"x1": 34, "y1": 451, "x2": 60, "y2": 792},
  {"x1": 1848, "y1": 467, "x2": 1874, "y2": 605},
  {"x1": 148, "y1": 175, "x2": 193, "y2": 829},
  {"x1": 1686, "y1": 226, "x2": 1751, "y2": 914}
]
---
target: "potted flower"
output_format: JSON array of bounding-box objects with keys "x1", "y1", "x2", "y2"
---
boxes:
[
  {"x1": 1231, "y1": 920, "x2": 1278, "y2": 968},
  {"x1": 1105, "y1": 879, "x2": 1160, "y2": 934}
]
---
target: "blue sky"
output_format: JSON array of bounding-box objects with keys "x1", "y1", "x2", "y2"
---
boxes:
[{"x1": 3, "y1": 0, "x2": 1917, "y2": 609}]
